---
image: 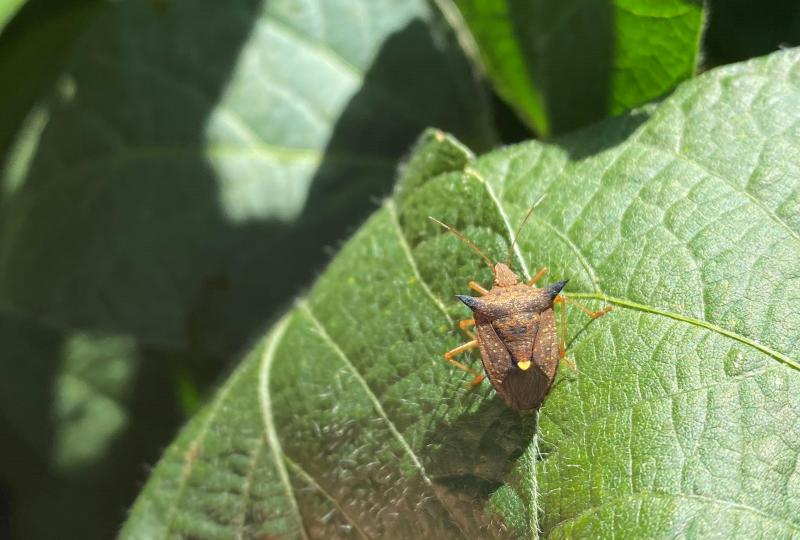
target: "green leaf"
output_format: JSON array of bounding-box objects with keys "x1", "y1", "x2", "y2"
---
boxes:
[
  {"x1": 122, "y1": 49, "x2": 800, "y2": 539},
  {"x1": 451, "y1": 0, "x2": 705, "y2": 136},
  {"x1": 0, "y1": 0, "x2": 26, "y2": 33},
  {"x1": 0, "y1": 0, "x2": 495, "y2": 355}
]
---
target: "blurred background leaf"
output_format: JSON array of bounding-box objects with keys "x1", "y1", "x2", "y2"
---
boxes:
[
  {"x1": 0, "y1": 0, "x2": 495, "y2": 355},
  {"x1": 450, "y1": 0, "x2": 705, "y2": 136},
  {"x1": 0, "y1": 0, "x2": 104, "y2": 161},
  {"x1": 0, "y1": 314, "x2": 184, "y2": 539}
]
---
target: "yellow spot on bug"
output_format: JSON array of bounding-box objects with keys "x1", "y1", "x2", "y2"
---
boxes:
[{"x1": 518, "y1": 360, "x2": 531, "y2": 371}]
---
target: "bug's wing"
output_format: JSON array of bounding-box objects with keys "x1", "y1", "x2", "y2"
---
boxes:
[
  {"x1": 501, "y1": 309, "x2": 559, "y2": 412},
  {"x1": 531, "y1": 308, "x2": 559, "y2": 382},
  {"x1": 474, "y1": 314, "x2": 514, "y2": 401}
]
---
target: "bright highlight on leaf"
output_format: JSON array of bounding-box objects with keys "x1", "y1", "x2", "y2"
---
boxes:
[{"x1": 0, "y1": 0, "x2": 495, "y2": 355}]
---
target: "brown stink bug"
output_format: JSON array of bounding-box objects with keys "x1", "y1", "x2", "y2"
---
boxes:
[{"x1": 430, "y1": 204, "x2": 611, "y2": 412}]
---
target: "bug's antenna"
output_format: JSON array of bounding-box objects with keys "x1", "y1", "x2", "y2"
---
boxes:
[
  {"x1": 505, "y1": 194, "x2": 546, "y2": 266},
  {"x1": 429, "y1": 217, "x2": 494, "y2": 271}
]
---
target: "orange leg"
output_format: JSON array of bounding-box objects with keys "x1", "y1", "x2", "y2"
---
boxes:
[
  {"x1": 469, "y1": 281, "x2": 489, "y2": 295},
  {"x1": 561, "y1": 355, "x2": 578, "y2": 372},
  {"x1": 558, "y1": 294, "x2": 571, "y2": 365},
  {"x1": 443, "y1": 340, "x2": 485, "y2": 387},
  {"x1": 459, "y1": 318, "x2": 476, "y2": 339},
  {"x1": 555, "y1": 294, "x2": 612, "y2": 319},
  {"x1": 527, "y1": 266, "x2": 549, "y2": 287}
]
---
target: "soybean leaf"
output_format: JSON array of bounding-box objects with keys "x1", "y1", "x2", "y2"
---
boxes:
[
  {"x1": 0, "y1": 0, "x2": 495, "y2": 356},
  {"x1": 122, "y1": 49, "x2": 800, "y2": 539},
  {"x1": 451, "y1": 0, "x2": 705, "y2": 136}
]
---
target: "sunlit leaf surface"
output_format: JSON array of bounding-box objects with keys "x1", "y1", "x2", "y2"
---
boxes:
[{"x1": 125, "y1": 49, "x2": 800, "y2": 538}]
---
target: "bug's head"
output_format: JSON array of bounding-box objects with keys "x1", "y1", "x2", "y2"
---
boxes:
[{"x1": 493, "y1": 262, "x2": 519, "y2": 287}]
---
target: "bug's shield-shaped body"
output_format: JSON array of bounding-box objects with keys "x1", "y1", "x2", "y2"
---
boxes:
[{"x1": 458, "y1": 281, "x2": 565, "y2": 411}]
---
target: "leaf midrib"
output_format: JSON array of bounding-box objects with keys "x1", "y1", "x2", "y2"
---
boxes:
[
  {"x1": 298, "y1": 301, "x2": 471, "y2": 539},
  {"x1": 284, "y1": 455, "x2": 371, "y2": 540},
  {"x1": 258, "y1": 315, "x2": 309, "y2": 540},
  {"x1": 570, "y1": 292, "x2": 800, "y2": 372},
  {"x1": 54, "y1": 144, "x2": 394, "y2": 178}
]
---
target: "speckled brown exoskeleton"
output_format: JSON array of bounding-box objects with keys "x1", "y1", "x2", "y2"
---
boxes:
[{"x1": 430, "y1": 203, "x2": 611, "y2": 412}]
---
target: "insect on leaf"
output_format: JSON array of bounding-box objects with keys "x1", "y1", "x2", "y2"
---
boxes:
[{"x1": 123, "y1": 49, "x2": 800, "y2": 539}]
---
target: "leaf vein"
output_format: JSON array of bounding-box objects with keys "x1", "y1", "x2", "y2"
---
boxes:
[
  {"x1": 257, "y1": 314, "x2": 309, "y2": 540},
  {"x1": 162, "y1": 351, "x2": 254, "y2": 537},
  {"x1": 234, "y1": 438, "x2": 265, "y2": 540},
  {"x1": 386, "y1": 200, "x2": 454, "y2": 326},
  {"x1": 259, "y1": 17, "x2": 364, "y2": 79},
  {"x1": 284, "y1": 454, "x2": 372, "y2": 540},
  {"x1": 465, "y1": 167, "x2": 531, "y2": 280},
  {"x1": 299, "y1": 301, "x2": 469, "y2": 539},
  {"x1": 532, "y1": 214, "x2": 603, "y2": 294},
  {"x1": 247, "y1": 47, "x2": 332, "y2": 127},
  {"x1": 259, "y1": 16, "x2": 431, "y2": 129},
  {"x1": 545, "y1": 349, "x2": 779, "y2": 466},
  {"x1": 635, "y1": 141, "x2": 800, "y2": 249},
  {"x1": 568, "y1": 292, "x2": 800, "y2": 372}
]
